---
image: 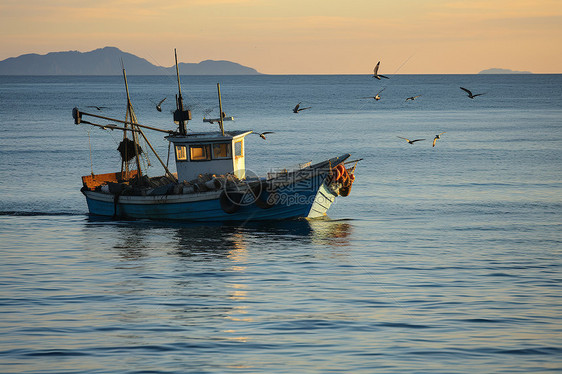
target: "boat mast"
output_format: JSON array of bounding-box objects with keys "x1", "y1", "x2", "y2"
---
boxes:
[
  {"x1": 217, "y1": 83, "x2": 225, "y2": 136},
  {"x1": 122, "y1": 66, "x2": 143, "y2": 179},
  {"x1": 120, "y1": 62, "x2": 129, "y2": 177}
]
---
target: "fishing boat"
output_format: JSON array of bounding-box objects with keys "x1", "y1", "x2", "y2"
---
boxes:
[{"x1": 72, "y1": 50, "x2": 358, "y2": 222}]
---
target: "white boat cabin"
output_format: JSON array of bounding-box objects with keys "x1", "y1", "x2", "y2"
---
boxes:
[{"x1": 168, "y1": 130, "x2": 252, "y2": 182}]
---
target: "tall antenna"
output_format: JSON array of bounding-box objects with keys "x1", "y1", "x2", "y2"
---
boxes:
[
  {"x1": 175, "y1": 49, "x2": 182, "y2": 105},
  {"x1": 173, "y1": 48, "x2": 191, "y2": 135}
]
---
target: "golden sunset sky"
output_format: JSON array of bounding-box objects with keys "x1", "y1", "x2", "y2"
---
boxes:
[{"x1": 1, "y1": 0, "x2": 560, "y2": 74}]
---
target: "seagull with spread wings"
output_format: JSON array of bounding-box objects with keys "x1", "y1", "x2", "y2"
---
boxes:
[
  {"x1": 405, "y1": 95, "x2": 422, "y2": 101},
  {"x1": 372, "y1": 61, "x2": 390, "y2": 80},
  {"x1": 363, "y1": 88, "x2": 385, "y2": 101},
  {"x1": 433, "y1": 132, "x2": 446, "y2": 147},
  {"x1": 155, "y1": 97, "x2": 167, "y2": 112},
  {"x1": 293, "y1": 102, "x2": 311, "y2": 113},
  {"x1": 397, "y1": 136, "x2": 425, "y2": 144},
  {"x1": 460, "y1": 87, "x2": 485, "y2": 99},
  {"x1": 254, "y1": 131, "x2": 274, "y2": 140}
]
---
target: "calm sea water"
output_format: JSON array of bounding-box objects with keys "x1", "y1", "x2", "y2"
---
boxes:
[{"x1": 1, "y1": 74, "x2": 561, "y2": 373}]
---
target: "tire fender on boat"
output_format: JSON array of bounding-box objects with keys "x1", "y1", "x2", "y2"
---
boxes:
[
  {"x1": 339, "y1": 185, "x2": 351, "y2": 197},
  {"x1": 254, "y1": 181, "x2": 277, "y2": 209},
  {"x1": 219, "y1": 190, "x2": 242, "y2": 214}
]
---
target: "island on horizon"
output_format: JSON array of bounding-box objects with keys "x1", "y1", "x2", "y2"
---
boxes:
[
  {"x1": 478, "y1": 68, "x2": 532, "y2": 74},
  {"x1": 0, "y1": 46, "x2": 262, "y2": 75}
]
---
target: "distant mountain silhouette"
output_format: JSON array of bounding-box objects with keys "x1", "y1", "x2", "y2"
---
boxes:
[
  {"x1": 479, "y1": 68, "x2": 532, "y2": 74},
  {"x1": 0, "y1": 46, "x2": 262, "y2": 75}
]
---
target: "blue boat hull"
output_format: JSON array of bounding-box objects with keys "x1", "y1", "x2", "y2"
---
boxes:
[{"x1": 83, "y1": 172, "x2": 339, "y2": 222}]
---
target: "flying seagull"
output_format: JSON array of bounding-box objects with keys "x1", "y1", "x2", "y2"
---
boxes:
[
  {"x1": 372, "y1": 61, "x2": 390, "y2": 80},
  {"x1": 87, "y1": 106, "x2": 107, "y2": 111},
  {"x1": 254, "y1": 131, "x2": 274, "y2": 140},
  {"x1": 156, "y1": 97, "x2": 167, "y2": 112},
  {"x1": 203, "y1": 111, "x2": 232, "y2": 124},
  {"x1": 397, "y1": 136, "x2": 425, "y2": 144},
  {"x1": 363, "y1": 88, "x2": 385, "y2": 101},
  {"x1": 363, "y1": 94, "x2": 382, "y2": 101},
  {"x1": 293, "y1": 102, "x2": 311, "y2": 113},
  {"x1": 406, "y1": 95, "x2": 422, "y2": 101},
  {"x1": 433, "y1": 132, "x2": 446, "y2": 147},
  {"x1": 460, "y1": 87, "x2": 485, "y2": 99}
]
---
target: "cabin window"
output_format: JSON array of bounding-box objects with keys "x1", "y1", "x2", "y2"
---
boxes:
[
  {"x1": 234, "y1": 140, "x2": 243, "y2": 158},
  {"x1": 190, "y1": 144, "x2": 211, "y2": 161},
  {"x1": 213, "y1": 143, "x2": 232, "y2": 159},
  {"x1": 175, "y1": 145, "x2": 187, "y2": 161}
]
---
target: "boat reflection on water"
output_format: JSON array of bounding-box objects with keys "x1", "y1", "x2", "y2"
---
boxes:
[
  {"x1": 83, "y1": 216, "x2": 354, "y2": 260},
  {"x1": 80, "y1": 217, "x2": 354, "y2": 351},
  {"x1": 303, "y1": 218, "x2": 354, "y2": 248}
]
